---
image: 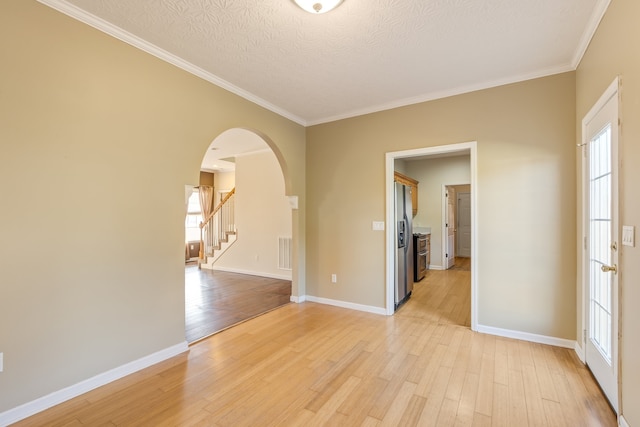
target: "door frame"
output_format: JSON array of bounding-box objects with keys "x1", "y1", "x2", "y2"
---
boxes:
[
  {"x1": 579, "y1": 77, "x2": 620, "y2": 411},
  {"x1": 385, "y1": 141, "x2": 478, "y2": 332}
]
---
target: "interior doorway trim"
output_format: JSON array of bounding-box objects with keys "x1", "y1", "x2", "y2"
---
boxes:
[{"x1": 385, "y1": 141, "x2": 478, "y2": 332}]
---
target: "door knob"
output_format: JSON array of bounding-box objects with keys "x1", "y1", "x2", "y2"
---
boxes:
[{"x1": 601, "y1": 264, "x2": 618, "y2": 274}]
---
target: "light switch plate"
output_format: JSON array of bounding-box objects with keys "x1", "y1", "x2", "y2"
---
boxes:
[
  {"x1": 622, "y1": 225, "x2": 635, "y2": 247},
  {"x1": 372, "y1": 221, "x2": 385, "y2": 231}
]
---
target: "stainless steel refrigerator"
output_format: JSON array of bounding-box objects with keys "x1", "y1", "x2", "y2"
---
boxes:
[{"x1": 394, "y1": 182, "x2": 414, "y2": 310}]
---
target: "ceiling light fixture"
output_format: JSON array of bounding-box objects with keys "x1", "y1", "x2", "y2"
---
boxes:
[{"x1": 293, "y1": 0, "x2": 343, "y2": 14}]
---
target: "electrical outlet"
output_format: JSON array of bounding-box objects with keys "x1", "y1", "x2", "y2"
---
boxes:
[
  {"x1": 331, "y1": 274, "x2": 337, "y2": 283},
  {"x1": 372, "y1": 221, "x2": 385, "y2": 231}
]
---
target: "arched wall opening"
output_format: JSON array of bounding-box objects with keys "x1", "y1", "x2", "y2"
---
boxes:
[{"x1": 184, "y1": 127, "x2": 297, "y2": 341}]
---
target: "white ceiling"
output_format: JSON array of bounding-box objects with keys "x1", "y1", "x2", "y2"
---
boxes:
[{"x1": 41, "y1": 0, "x2": 609, "y2": 128}]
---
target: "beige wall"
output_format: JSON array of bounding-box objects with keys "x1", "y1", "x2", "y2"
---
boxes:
[
  {"x1": 406, "y1": 156, "x2": 471, "y2": 268},
  {"x1": 0, "y1": 0, "x2": 305, "y2": 413},
  {"x1": 576, "y1": 0, "x2": 640, "y2": 422},
  {"x1": 215, "y1": 150, "x2": 292, "y2": 279},
  {"x1": 306, "y1": 72, "x2": 577, "y2": 339}
]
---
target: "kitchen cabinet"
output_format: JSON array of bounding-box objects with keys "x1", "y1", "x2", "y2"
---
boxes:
[{"x1": 394, "y1": 171, "x2": 419, "y2": 216}]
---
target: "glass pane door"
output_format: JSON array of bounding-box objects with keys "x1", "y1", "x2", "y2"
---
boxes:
[{"x1": 588, "y1": 125, "x2": 612, "y2": 363}]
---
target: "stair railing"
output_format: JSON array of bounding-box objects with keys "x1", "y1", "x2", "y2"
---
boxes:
[{"x1": 199, "y1": 188, "x2": 236, "y2": 263}]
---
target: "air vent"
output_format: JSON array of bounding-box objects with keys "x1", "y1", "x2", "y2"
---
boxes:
[{"x1": 278, "y1": 237, "x2": 292, "y2": 270}]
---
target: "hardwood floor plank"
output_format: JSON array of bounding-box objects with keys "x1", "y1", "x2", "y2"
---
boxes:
[
  {"x1": 336, "y1": 376, "x2": 389, "y2": 423},
  {"x1": 541, "y1": 398, "x2": 566, "y2": 427},
  {"x1": 471, "y1": 412, "x2": 492, "y2": 427},
  {"x1": 397, "y1": 394, "x2": 428, "y2": 427},
  {"x1": 368, "y1": 354, "x2": 419, "y2": 419},
  {"x1": 491, "y1": 382, "x2": 510, "y2": 427},
  {"x1": 416, "y1": 366, "x2": 453, "y2": 427},
  {"x1": 379, "y1": 381, "x2": 418, "y2": 426},
  {"x1": 455, "y1": 372, "x2": 480, "y2": 426},
  {"x1": 309, "y1": 375, "x2": 362, "y2": 425},
  {"x1": 436, "y1": 397, "x2": 460, "y2": 427},
  {"x1": 521, "y1": 364, "x2": 547, "y2": 426},
  {"x1": 507, "y1": 369, "x2": 529, "y2": 426},
  {"x1": 474, "y1": 352, "x2": 495, "y2": 417}
]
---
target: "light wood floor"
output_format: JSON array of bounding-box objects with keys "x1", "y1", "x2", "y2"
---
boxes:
[
  {"x1": 402, "y1": 267, "x2": 471, "y2": 327},
  {"x1": 450, "y1": 257, "x2": 471, "y2": 272},
  {"x1": 16, "y1": 270, "x2": 615, "y2": 426},
  {"x1": 185, "y1": 265, "x2": 292, "y2": 343}
]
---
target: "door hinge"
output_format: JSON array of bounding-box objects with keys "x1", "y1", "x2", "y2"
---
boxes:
[
  {"x1": 583, "y1": 329, "x2": 587, "y2": 343},
  {"x1": 584, "y1": 236, "x2": 587, "y2": 250}
]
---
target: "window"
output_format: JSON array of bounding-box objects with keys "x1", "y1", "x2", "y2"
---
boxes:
[{"x1": 185, "y1": 189, "x2": 202, "y2": 243}]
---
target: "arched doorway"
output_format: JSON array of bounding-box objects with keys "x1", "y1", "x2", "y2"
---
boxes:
[{"x1": 185, "y1": 128, "x2": 293, "y2": 343}]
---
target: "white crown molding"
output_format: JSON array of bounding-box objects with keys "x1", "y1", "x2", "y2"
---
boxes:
[
  {"x1": 36, "y1": 0, "x2": 307, "y2": 127},
  {"x1": 0, "y1": 341, "x2": 189, "y2": 426},
  {"x1": 476, "y1": 324, "x2": 576, "y2": 349},
  {"x1": 571, "y1": 0, "x2": 612, "y2": 68},
  {"x1": 308, "y1": 63, "x2": 575, "y2": 126}
]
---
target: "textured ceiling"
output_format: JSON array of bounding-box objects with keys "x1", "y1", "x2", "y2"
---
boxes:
[{"x1": 40, "y1": 0, "x2": 608, "y2": 125}]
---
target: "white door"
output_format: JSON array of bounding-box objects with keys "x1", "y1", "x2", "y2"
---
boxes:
[
  {"x1": 583, "y1": 79, "x2": 619, "y2": 412},
  {"x1": 457, "y1": 192, "x2": 471, "y2": 257},
  {"x1": 445, "y1": 188, "x2": 455, "y2": 269}
]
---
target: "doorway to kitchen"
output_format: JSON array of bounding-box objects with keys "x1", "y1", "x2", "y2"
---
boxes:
[{"x1": 385, "y1": 142, "x2": 477, "y2": 331}]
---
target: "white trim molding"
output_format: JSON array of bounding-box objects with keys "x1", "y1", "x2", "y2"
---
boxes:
[
  {"x1": 211, "y1": 266, "x2": 292, "y2": 281},
  {"x1": 574, "y1": 342, "x2": 586, "y2": 363},
  {"x1": 477, "y1": 325, "x2": 576, "y2": 349},
  {"x1": 619, "y1": 415, "x2": 630, "y2": 427},
  {"x1": 571, "y1": 0, "x2": 612, "y2": 68},
  {"x1": 0, "y1": 342, "x2": 189, "y2": 426},
  {"x1": 304, "y1": 296, "x2": 387, "y2": 316},
  {"x1": 290, "y1": 295, "x2": 306, "y2": 303}
]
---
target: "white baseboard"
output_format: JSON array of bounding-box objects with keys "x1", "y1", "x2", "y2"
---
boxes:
[
  {"x1": 211, "y1": 266, "x2": 292, "y2": 281},
  {"x1": 619, "y1": 415, "x2": 630, "y2": 427},
  {"x1": 574, "y1": 342, "x2": 586, "y2": 363},
  {"x1": 290, "y1": 295, "x2": 306, "y2": 303},
  {"x1": 304, "y1": 295, "x2": 386, "y2": 315},
  {"x1": 476, "y1": 324, "x2": 576, "y2": 349},
  {"x1": 428, "y1": 265, "x2": 445, "y2": 271},
  {"x1": 0, "y1": 341, "x2": 189, "y2": 426}
]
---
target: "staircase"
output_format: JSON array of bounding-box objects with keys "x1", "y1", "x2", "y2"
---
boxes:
[{"x1": 199, "y1": 188, "x2": 237, "y2": 269}]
